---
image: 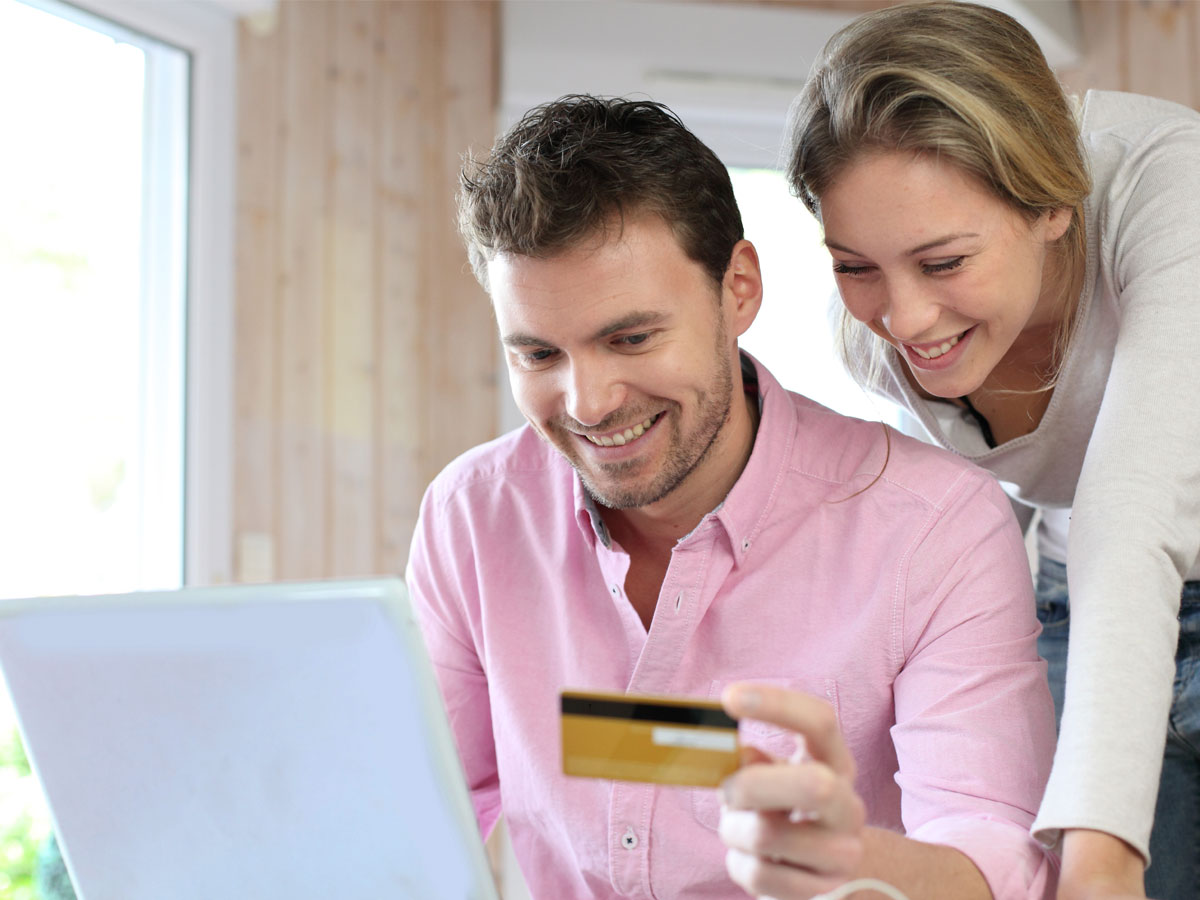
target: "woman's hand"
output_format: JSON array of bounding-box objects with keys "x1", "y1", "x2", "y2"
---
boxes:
[
  {"x1": 1057, "y1": 829, "x2": 1146, "y2": 900},
  {"x1": 718, "y1": 683, "x2": 867, "y2": 899}
]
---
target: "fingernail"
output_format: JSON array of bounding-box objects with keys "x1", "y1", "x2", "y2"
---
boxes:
[
  {"x1": 735, "y1": 687, "x2": 761, "y2": 710},
  {"x1": 718, "y1": 778, "x2": 734, "y2": 807}
]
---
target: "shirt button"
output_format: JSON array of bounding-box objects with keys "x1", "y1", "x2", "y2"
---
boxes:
[
  {"x1": 741, "y1": 538, "x2": 751, "y2": 551},
  {"x1": 621, "y1": 826, "x2": 638, "y2": 849},
  {"x1": 674, "y1": 592, "x2": 683, "y2": 613},
  {"x1": 610, "y1": 584, "x2": 620, "y2": 596}
]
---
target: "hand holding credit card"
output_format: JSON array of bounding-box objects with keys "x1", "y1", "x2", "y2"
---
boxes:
[{"x1": 561, "y1": 689, "x2": 740, "y2": 787}]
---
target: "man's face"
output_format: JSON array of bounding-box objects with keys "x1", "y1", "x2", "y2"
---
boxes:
[{"x1": 489, "y1": 215, "x2": 745, "y2": 512}]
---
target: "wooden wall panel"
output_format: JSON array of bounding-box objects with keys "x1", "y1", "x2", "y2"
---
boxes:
[
  {"x1": 1059, "y1": 0, "x2": 1126, "y2": 94},
  {"x1": 327, "y1": 0, "x2": 379, "y2": 577},
  {"x1": 234, "y1": 0, "x2": 498, "y2": 581},
  {"x1": 1193, "y1": 0, "x2": 1200, "y2": 104},
  {"x1": 275, "y1": 2, "x2": 331, "y2": 580},
  {"x1": 1060, "y1": 0, "x2": 1200, "y2": 110},
  {"x1": 1194, "y1": 0, "x2": 1200, "y2": 104},
  {"x1": 233, "y1": 5, "x2": 280, "y2": 583},
  {"x1": 377, "y1": 0, "x2": 432, "y2": 576},
  {"x1": 1126, "y1": 0, "x2": 1194, "y2": 106},
  {"x1": 431, "y1": 0, "x2": 502, "y2": 473}
]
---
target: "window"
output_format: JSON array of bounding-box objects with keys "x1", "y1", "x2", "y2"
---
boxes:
[
  {"x1": 0, "y1": 0, "x2": 189, "y2": 598},
  {"x1": 0, "y1": 1, "x2": 194, "y2": 894}
]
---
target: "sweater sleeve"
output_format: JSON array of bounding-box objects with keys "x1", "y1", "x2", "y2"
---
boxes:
[{"x1": 1032, "y1": 109, "x2": 1200, "y2": 861}]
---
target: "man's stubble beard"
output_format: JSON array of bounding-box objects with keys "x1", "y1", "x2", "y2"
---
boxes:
[{"x1": 565, "y1": 325, "x2": 735, "y2": 511}]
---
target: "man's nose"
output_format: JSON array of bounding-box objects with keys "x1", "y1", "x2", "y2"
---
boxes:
[
  {"x1": 879, "y1": 277, "x2": 939, "y2": 343},
  {"x1": 564, "y1": 357, "x2": 625, "y2": 428}
]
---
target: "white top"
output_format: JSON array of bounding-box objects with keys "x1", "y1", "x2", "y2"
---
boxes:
[{"x1": 844, "y1": 90, "x2": 1200, "y2": 860}]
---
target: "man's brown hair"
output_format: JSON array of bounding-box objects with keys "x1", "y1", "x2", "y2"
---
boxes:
[{"x1": 458, "y1": 94, "x2": 744, "y2": 292}]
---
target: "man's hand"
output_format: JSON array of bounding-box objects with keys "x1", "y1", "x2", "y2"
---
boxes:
[{"x1": 718, "y1": 683, "x2": 867, "y2": 899}]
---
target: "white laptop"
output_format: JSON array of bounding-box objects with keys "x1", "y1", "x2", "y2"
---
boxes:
[{"x1": 0, "y1": 578, "x2": 500, "y2": 900}]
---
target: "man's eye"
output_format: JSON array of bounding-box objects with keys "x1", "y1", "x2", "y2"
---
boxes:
[
  {"x1": 520, "y1": 348, "x2": 556, "y2": 365},
  {"x1": 922, "y1": 257, "x2": 965, "y2": 274},
  {"x1": 832, "y1": 262, "x2": 871, "y2": 276},
  {"x1": 618, "y1": 333, "x2": 650, "y2": 347}
]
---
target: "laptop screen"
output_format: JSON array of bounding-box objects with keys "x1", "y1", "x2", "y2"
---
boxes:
[{"x1": 0, "y1": 579, "x2": 498, "y2": 900}]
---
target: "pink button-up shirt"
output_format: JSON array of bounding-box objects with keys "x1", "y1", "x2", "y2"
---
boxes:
[{"x1": 407, "y1": 358, "x2": 1057, "y2": 899}]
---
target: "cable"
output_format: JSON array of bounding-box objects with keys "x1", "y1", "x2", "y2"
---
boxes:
[{"x1": 814, "y1": 877, "x2": 912, "y2": 900}]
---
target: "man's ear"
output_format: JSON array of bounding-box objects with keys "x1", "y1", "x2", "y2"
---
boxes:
[{"x1": 724, "y1": 239, "x2": 763, "y2": 338}]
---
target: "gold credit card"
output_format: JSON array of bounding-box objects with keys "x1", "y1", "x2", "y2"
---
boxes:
[{"x1": 561, "y1": 689, "x2": 740, "y2": 787}]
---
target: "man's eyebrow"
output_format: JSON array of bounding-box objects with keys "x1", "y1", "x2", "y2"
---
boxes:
[
  {"x1": 500, "y1": 311, "x2": 668, "y2": 348},
  {"x1": 824, "y1": 232, "x2": 981, "y2": 257},
  {"x1": 500, "y1": 332, "x2": 555, "y2": 349},
  {"x1": 592, "y1": 311, "x2": 668, "y2": 340}
]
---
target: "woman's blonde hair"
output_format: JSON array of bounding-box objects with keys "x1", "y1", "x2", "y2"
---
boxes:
[{"x1": 788, "y1": 0, "x2": 1090, "y2": 391}]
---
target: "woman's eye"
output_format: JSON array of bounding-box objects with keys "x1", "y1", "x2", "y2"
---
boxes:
[
  {"x1": 922, "y1": 257, "x2": 965, "y2": 274},
  {"x1": 832, "y1": 262, "x2": 872, "y2": 276}
]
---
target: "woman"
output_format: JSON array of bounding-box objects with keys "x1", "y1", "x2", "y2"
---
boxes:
[{"x1": 736, "y1": 2, "x2": 1200, "y2": 898}]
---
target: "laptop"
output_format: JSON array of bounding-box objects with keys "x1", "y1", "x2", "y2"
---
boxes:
[{"x1": 0, "y1": 578, "x2": 500, "y2": 900}]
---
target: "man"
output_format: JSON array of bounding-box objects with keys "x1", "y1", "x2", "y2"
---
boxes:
[{"x1": 406, "y1": 95, "x2": 1057, "y2": 900}]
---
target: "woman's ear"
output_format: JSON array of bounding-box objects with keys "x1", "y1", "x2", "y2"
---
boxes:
[
  {"x1": 1044, "y1": 206, "x2": 1073, "y2": 243},
  {"x1": 724, "y1": 239, "x2": 764, "y2": 338}
]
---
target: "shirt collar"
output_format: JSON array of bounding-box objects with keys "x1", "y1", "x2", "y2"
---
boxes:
[
  {"x1": 711, "y1": 353, "x2": 796, "y2": 566},
  {"x1": 575, "y1": 480, "x2": 612, "y2": 549}
]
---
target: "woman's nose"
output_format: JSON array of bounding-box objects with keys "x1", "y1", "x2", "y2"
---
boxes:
[{"x1": 878, "y1": 278, "x2": 939, "y2": 343}]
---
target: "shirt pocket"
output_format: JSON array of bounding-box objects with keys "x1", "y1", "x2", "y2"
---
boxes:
[{"x1": 690, "y1": 677, "x2": 840, "y2": 832}]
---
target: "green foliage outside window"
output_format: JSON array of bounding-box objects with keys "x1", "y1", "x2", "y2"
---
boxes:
[
  {"x1": 0, "y1": 727, "x2": 43, "y2": 900},
  {"x1": 0, "y1": 727, "x2": 75, "y2": 900}
]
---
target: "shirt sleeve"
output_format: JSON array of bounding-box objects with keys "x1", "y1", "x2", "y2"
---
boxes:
[
  {"x1": 1033, "y1": 112, "x2": 1200, "y2": 860},
  {"x1": 892, "y1": 469, "x2": 1059, "y2": 900},
  {"x1": 405, "y1": 479, "x2": 503, "y2": 837}
]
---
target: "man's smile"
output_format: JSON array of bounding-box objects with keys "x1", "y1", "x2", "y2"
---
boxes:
[{"x1": 580, "y1": 412, "x2": 663, "y2": 447}]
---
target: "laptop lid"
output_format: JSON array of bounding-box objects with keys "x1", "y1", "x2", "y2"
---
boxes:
[{"x1": 0, "y1": 578, "x2": 499, "y2": 900}]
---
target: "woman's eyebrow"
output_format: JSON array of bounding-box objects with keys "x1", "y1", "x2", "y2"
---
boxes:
[
  {"x1": 904, "y1": 232, "x2": 980, "y2": 255},
  {"x1": 824, "y1": 232, "x2": 980, "y2": 257}
]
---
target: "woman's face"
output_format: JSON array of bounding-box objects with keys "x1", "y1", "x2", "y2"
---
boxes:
[{"x1": 819, "y1": 150, "x2": 1071, "y2": 398}]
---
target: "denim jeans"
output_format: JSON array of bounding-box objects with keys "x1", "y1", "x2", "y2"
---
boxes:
[{"x1": 1036, "y1": 556, "x2": 1200, "y2": 900}]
